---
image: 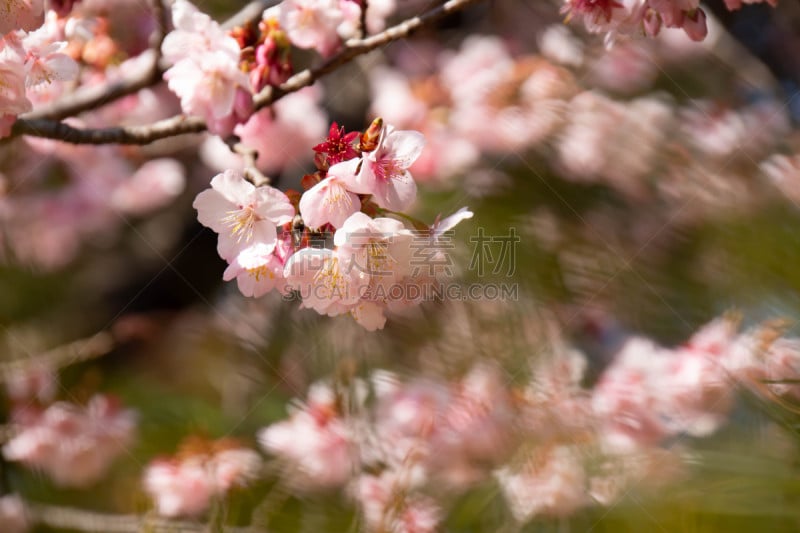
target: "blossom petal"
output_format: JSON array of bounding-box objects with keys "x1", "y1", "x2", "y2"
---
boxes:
[
  {"x1": 384, "y1": 129, "x2": 425, "y2": 168},
  {"x1": 209, "y1": 170, "x2": 255, "y2": 205}
]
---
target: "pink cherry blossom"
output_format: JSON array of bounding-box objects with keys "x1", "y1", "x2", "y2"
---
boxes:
[
  {"x1": 110, "y1": 158, "x2": 185, "y2": 216},
  {"x1": 496, "y1": 446, "x2": 588, "y2": 522},
  {"x1": 201, "y1": 87, "x2": 328, "y2": 175},
  {"x1": 3, "y1": 395, "x2": 136, "y2": 487},
  {"x1": 211, "y1": 447, "x2": 264, "y2": 492},
  {"x1": 283, "y1": 247, "x2": 369, "y2": 316},
  {"x1": 658, "y1": 346, "x2": 734, "y2": 436},
  {"x1": 161, "y1": 1, "x2": 251, "y2": 135},
  {"x1": 193, "y1": 170, "x2": 295, "y2": 261},
  {"x1": 592, "y1": 337, "x2": 671, "y2": 451},
  {"x1": 339, "y1": 125, "x2": 424, "y2": 211},
  {"x1": 355, "y1": 471, "x2": 441, "y2": 533},
  {"x1": 222, "y1": 242, "x2": 288, "y2": 297},
  {"x1": 161, "y1": 0, "x2": 240, "y2": 64},
  {"x1": 333, "y1": 212, "x2": 414, "y2": 283},
  {"x1": 20, "y1": 25, "x2": 79, "y2": 89},
  {"x1": 279, "y1": 0, "x2": 344, "y2": 57},
  {"x1": 258, "y1": 381, "x2": 356, "y2": 488},
  {"x1": 4, "y1": 362, "x2": 56, "y2": 403},
  {"x1": 0, "y1": 45, "x2": 32, "y2": 130},
  {"x1": 299, "y1": 159, "x2": 361, "y2": 229},
  {"x1": 0, "y1": 0, "x2": 45, "y2": 35},
  {"x1": 144, "y1": 442, "x2": 262, "y2": 517},
  {"x1": 144, "y1": 459, "x2": 215, "y2": 517},
  {"x1": 164, "y1": 53, "x2": 251, "y2": 136}
]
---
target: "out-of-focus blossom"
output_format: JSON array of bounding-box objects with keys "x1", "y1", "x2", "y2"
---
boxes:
[
  {"x1": 0, "y1": 0, "x2": 45, "y2": 35},
  {"x1": 538, "y1": 24, "x2": 584, "y2": 68},
  {"x1": 496, "y1": 446, "x2": 588, "y2": 522},
  {"x1": 355, "y1": 470, "x2": 441, "y2": 533},
  {"x1": 761, "y1": 153, "x2": 800, "y2": 206},
  {"x1": 201, "y1": 87, "x2": 328, "y2": 175},
  {"x1": 110, "y1": 159, "x2": 185, "y2": 216},
  {"x1": 0, "y1": 495, "x2": 29, "y2": 533},
  {"x1": 3, "y1": 395, "x2": 136, "y2": 487},
  {"x1": 144, "y1": 459, "x2": 216, "y2": 517},
  {"x1": 592, "y1": 337, "x2": 671, "y2": 451},
  {"x1": 144, "y1": 438, "x2": 262, "y2": 517},
  {"x1": 259, "y1": 381, "x2": 356, "y2": 488},
  {"x1": 4, "y1": 363, "x2": 56, "y2": 403}
]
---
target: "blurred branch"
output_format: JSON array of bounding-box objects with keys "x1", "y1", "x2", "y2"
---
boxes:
[
  {"x1": 9, "y1": 0, "x2": 486, "y2": 145},
  {"x1": 27, "y1": 502, "x2": 255, "y2": 533},
  {"x1": 0, "y1": 332, "x2": 114, "y2": 378}
]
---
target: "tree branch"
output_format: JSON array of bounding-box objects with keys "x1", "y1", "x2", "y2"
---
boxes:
[
  {"x1": 9, "y1": 0, "x2": 485, "y2": 146},
  {"x1": 0, "y1": 331, "x2": 115, "y2": 379},
  {"x1": 27, "y1": 502, "x2": 255, "y2": 533}
]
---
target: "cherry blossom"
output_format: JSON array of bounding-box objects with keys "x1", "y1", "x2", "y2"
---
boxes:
[
  {"x1": 284, "y1": 247, "x2": 369, "y2": 316},
  {"x1": 338, "y1": 125, "x2": 425, "y2": 211},
  {"x1": 355, "y1": 471, "x2": 441, "y2": 533},
  {"x1": 222, "y1": 241, "x2": 289, "y2": 297},
  {"x1": 299, "y1": 160, "x2": 361, "y2": 229},
  {"x1": 496, "y1": 446, "x2": 589, "y2": 522},
  {"x1": 3, "y1": 395, "x2": 136, "y2": 487},
  {"x1": 162, "y1": 0, "x2": 252, "y2": 135},
  {"x1": 258, "y1": 381, "x2": 356, "y2": 488},
  {"x1": 0, "y1": 0, "x2": 45, "y2": 36},
  {"x1": 144, "y1": 440, "x2": 262, "y2": 517},
  {"x1": 193, "y1": 169, "x2": 295, "y2": 261}
]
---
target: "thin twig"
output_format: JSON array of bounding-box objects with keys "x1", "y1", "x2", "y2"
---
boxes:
[
  {"x1": 9, "y1": 0, "x2": 485, "y2": 145},
  {"x1": 27, "y1": 502, "x2": 256, "y2": 533},
  {"x1": 0, "y1": 332, "x2": 115, "y2": 378}
]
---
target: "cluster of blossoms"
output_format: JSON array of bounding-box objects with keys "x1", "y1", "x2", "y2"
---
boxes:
[
  {"x1": 194, "y1": 118, "x2": 473, "y2": 331},
  {"x1": 561, "y1": 0, "x2": 777, "y2": 44},
  {"x1": 373, "y1": 31, "x2": 796, "y2": 221},
  {"x1": 279, "y1": 0, "x2": 396, "y2": 56},
  {"x1": 0, "y1": 7, "x2": 79, "y2": 136},
  {"x1": 252, "y1": 315, "x2": 800, "y2": 528},
  {"x1": 162, "y1": 0, "x2": 395, "y2": 135},
  {"x1": 3, "y1": 394, "x2": 137, "y2": 487},
  {"x1": 143, "y1": 437, "x2": 263, "y2": 517}
]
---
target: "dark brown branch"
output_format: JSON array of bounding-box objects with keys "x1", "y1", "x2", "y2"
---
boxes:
[
  {"x1": 359, "y1": 0, "x2": 369, "y2": 38},
  {"x1": 9, "y1": 0, "x2": 485, "y2": 146}
]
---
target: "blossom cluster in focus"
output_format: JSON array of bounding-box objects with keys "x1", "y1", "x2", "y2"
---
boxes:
[{"x1": 193, "y1": 118, "x2": 473, "y2": 331}]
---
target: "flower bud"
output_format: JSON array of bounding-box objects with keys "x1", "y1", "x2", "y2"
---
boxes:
[{"x1": 359, "y1": 117, "x2": 383, "y2": 152}]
